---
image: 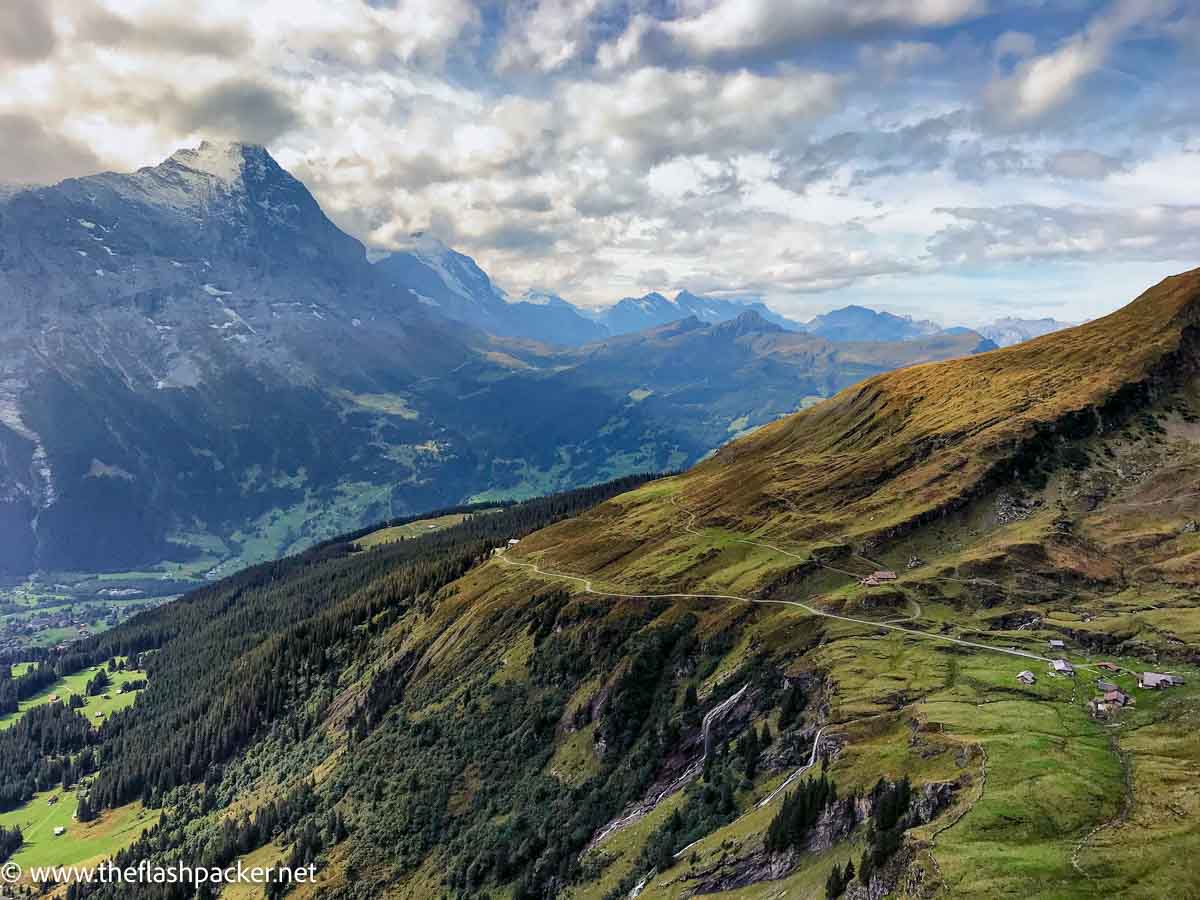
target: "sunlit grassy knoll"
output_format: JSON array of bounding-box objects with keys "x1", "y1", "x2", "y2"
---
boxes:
[
  {"x1": 925, "y1": 690, "x2": 1121, "y2": 899},
  {"x1": 546, "y1": 723, "x2": 601, "y2": 786},
  {"x1": 330, "y1": 389, "x2": 419, "y2": 419},
  {"x1": 357, "y1": 510, "x2": 497, "y2": 549},
  {"x1": 0, "y1": 668, "x2": 93, "y2": 730},
  {"x1": 219, "y1": 841, "x2": 290, "y2": 899},
  {"x1": 0, "y1": 663, "x2": 148, "y2": 731},
  {"x1": 489, "y1": 631, "x2": 534, "y2": 685},
  {"x1": 1076, "y1": 688, "x2": 1200, "y2": 899},
  {"x1": 0, "y1": 788, "x2": 160, "y2": 873}
]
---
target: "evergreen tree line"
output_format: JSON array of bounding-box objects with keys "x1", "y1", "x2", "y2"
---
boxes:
[
  {"x1": 857, "y1": 776, "x2": 913, "y2": 887},
  {"x1": 0, "y1": 703, "x2": 100, "y2": 812},
  {"x1": 826, "y1": 857, "x2": 856, "y2": 898},
  {"x1": 0, "y1": 661, "x2": 61, "y2": 715},
  {"x1": 607, "y1": 736, "x2": 751, "y2": 898},
  {"x1": 764, "y1": 773, "x2": 840, "y2": 854},
  {"x1": 62, "y1": 782, "x2": 347, "y2": 900},
  {"x1": 85, "y1": 668, "x2": 111, "y2": 697},
  {"x1": 0, "y1": 824, "x2": 21, "y2": 863},
  {"x1": 3, "y1": 475, "x2": 662, "y2": 898},
  {"x1": 436, "y1": 612, "x2": 700, "y2": 899}
]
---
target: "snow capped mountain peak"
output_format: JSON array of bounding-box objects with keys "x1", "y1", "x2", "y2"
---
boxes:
[
  {"x1": 618, "y1": 292, "x2": 672, "y2": 311},
  {"x1": 519, "y1": 289, "x2": 567, "y2": 307},
  {"x1": 398, "y1": 231, "x2": 454, "y2": 259},
  {"x1": 166, "y1": 140, "x2": 270, "y2": 184}
]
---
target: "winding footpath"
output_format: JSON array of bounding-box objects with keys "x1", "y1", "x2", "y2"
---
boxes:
[{"x1": 495, "y1": 552, "x2": 1052, "y2": 665}]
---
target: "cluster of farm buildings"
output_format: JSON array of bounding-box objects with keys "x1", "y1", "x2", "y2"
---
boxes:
[{"x1": 1022, "y1": 638, "x2": 1186, "y2": 718}]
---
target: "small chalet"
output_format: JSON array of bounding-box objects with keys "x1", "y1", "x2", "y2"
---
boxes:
[
  {"x1": 1139, "y1": 672, "x2": 1185, "y2": 689},
  {"x1": 1017, "y1": 670, "x2": 1036, "y2": 685},
  {"x1": 1050, "y1": 659, "x2": 1074, "y2": 675},
  {"x1": 54, "y1": 827, "x2": 66, "y2": 836},
  {"x1": 1096, "y1": 662, "x2": 1120, "y2": 672},
  {"x1": 860, "y1": 570, "x2": 898, "y2": 587},
  {"x1": 1048, "y1": 639, "x2": 1066, "y2": 651},
  {"x1": 507, "y1": 538, "x2": 520, "y2": 546},
  {"x1": 1096, "y1": 680, "x2": 1119, "y2": 693},
  {"x1": 1090, "y1": 689, "x2": 1132, "y2": 717}
]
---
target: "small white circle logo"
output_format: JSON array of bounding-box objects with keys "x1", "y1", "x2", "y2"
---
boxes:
[{"x1": 0, "y1": 861, "x2": 21, "y2": 883}]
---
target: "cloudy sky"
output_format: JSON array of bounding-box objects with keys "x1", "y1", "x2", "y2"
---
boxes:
[{"x1": 2, "y1": 0, "x2": 1198, "y2": 324}]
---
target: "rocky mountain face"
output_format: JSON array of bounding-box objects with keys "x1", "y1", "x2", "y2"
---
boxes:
[
  {"x1": 594, "y1": 290, "x2": 804, "y2": 337},
  {"x1": 0, "y1": 142, "x2": 997, "y2": 576},
  {"x1": 0, "y1": 141, "x2": 471, "y2": 571},
  {"x1": 369, "y1": 234, "x2": 1073, "y2": 353}
]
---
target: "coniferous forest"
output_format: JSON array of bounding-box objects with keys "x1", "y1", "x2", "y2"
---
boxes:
[{"x1": 2, "y1": 474, "x2": 719, "y2": 897}]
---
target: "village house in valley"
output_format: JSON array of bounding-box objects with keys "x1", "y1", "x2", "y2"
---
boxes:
[
  {"x1": 859, "y1": 570, "x2": 898, "y2": 587},
  {"x1": 1139, "y1": 672, "x2": 1185, "y2": 689}
]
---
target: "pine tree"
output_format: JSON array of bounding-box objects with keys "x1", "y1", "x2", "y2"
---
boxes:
[
  {"x1": 740, "y1": 726, "x2": 760, "y2": 779},
  {"x1": 779, "y1": 683, "x2": 804, "y2": 729},
  {"x1": 825, "y1": 862, "x2": 844, "y2": 899},
  {"x1": 859, "y1": 846, "x2": 873, "y2": 884},
  {"x1": 683, "y1": 684, "x2": 700, "y2": 728}
]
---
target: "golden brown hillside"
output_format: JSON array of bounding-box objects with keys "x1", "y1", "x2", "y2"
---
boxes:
[
  {"x1": 513, "y1": 268, "x2": 1200, "y2": 584},
  {"x1": 696, "y1": 268, "x2": 1200, "y2": 536}
]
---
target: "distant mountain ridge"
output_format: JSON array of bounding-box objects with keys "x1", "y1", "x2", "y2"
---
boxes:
[
  {"x1": 373, "y1": 239, "x2": 1062, "y2": 350},
  {"x1": 978, "y1": 316, "x2": 1076, "y2": 347},
  {"x1": 802, "y1": 304, "x2": 942, "y2": 342},
  {"x1": 371, "y1": 239, "x2": 810, "y2": 345}
]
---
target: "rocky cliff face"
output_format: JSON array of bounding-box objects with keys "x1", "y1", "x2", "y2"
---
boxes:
[{"x1": 0, "y1": 142, "x2": 482, "y2": 571}]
